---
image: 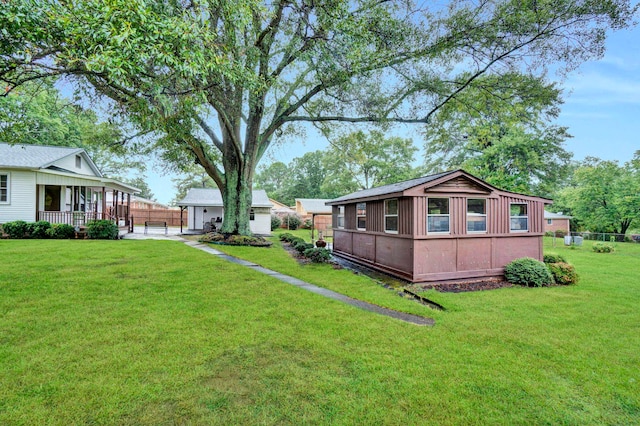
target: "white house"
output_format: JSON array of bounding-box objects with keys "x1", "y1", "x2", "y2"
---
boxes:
[
  {"x1": 177, "y1": 188, "x2": 273, "y2": 235},
  {"x1": 0, "y1": 143, "x2": 139, "y2": 227}
]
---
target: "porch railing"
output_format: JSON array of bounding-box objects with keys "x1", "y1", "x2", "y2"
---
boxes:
[{"x1": 38, "y1": 211, "x2": 107, "y2": 226}]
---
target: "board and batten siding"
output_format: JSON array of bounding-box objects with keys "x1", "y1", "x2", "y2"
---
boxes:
[{"x1": 0, "y1": 170, "x2": 37, "y2": 223}]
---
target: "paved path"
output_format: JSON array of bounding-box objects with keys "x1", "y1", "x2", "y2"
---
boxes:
[
  {"x1": 123, "y1": 231, "x2": 434, "y2": 325},
  {"x1": 182, "y1": 240, "x2": 434, "y2": 326}
]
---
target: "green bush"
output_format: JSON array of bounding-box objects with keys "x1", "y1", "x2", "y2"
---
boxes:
[
  {"x1": 301, "y1": 219, "x2": 313, "y2": 229},
  {"x1": 543, "y1": 253, "x2": 567, "y2": 264},
  {"x1": 547, "y1": 262, "x2": 579, "y2": 285},
  {"x1": 1, "y1": 220, "x2": 30, "y2": 239},
  {"x1": 279, "y1": 232, "x2": 294, "y2": 242},
  {"x1": 504, "y1": 257, "x2": 554, "y2": 287},
  {"x1": 271, "y1": 215, "x2": 282, "y2": 231},
  {"x1": 199, "y1": 232, "x2": 225, "y2": 243},
  {"x1": 289, "y1": 237, "x2": 305, "y2": 247},
  {"x1": 30, "y1": 221, "x2": 52, "y2": 239},
  {"x1": 303, "y1": 247, "x2": 332, "y2": 263},
  {"x1": 87, "y1": 220, "x2": 119, "y2": 240},
  {"x1": 283, "y1": 214, "x2": 301, "y2": 230},
  {"x1": 46, "y1": 224, "x2": 76, "y2": 239},
  {"x1": 592, "y1": 242, "x2": 614, "y2": 253},
  {"x1": 295, "y1": 242, "x2": 314, "y2": 254},
  {"x1": 225, "y1": 235, "x2": 272, "y2": 247}
]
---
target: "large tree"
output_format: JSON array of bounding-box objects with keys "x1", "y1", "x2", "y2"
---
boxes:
[
  {"x1": 1, "y1": 0, "x2": 636, "y2": 235},
  {"x1": 0, "y1": 80, "x2": 146, "y2": 176},
  {"x1": 423, "y1": 73, "x2": 572, "y2": 196},
  {"x1": 322, "y1": 130, "x2": 419, "y2": 196},
  {"x1": 556, "y1": 155, "x2": 640, "y2": 237}
]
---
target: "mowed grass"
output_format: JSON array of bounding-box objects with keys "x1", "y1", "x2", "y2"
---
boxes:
[{"x1": 0, "y1": 237, "x2": 638, "y2": 424}]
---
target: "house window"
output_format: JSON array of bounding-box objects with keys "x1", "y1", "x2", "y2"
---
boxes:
[
  {"x1": 547, "y1": 219, "x2": 552, "y2": 225},
  {"x1": 75, "y1": 155, "x2": 82, "y2": 168},
  {"x1": 384, "y1": 199, "x2": 398, "y2": 233},
  {"x1": 510, "y1": 203, "x2": 528, "y2": 232},
  {"x1": 337, "y1": 205, "x2": 345, "y2": 229},
  {"x1": 356, "y1": 202, "x2": 366, "y2": 230},
  {"x1": 427, "y1": 198, "x2": 450, "y2": 233},
  {"x1": 250, "y1": 208, "x2": 255, "y2": 221},
  {"x1": 0, "y1": 173, "x2": 8, "y2": 203},
  {"x1": 467, "y1": 199, "x2": 486, "y2": 233}
]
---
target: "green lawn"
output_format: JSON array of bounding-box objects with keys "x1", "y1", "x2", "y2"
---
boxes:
[{"x1": 0, "y1": 237, "x2": 638, "y2": 424}]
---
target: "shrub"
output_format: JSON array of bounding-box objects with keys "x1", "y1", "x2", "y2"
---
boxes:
[
  {"x1": 295, "y1": 242, "x2": 314, "y2": 254},
  {"x1": 279, "y1": 232, "x2": 294, "y2": 242},
  {"x1": 303, "y1": 247, "x2": 332, "y2": 263},
  {"x1": 592, "y1": 242, "x2": 614, "y2": 253},
  {"x1": 504, "y1": 257, "x2": 554, "y2": 287},
  {"x1": 46, "y1": 224, "x2": 76, "y2": 239},
  {"x1": 226, "y1": 235, "x2": 272, "y2": 247},
  {"x1": 87, "y1": 220, "x2": 119, "y2": 240},
  {"x1": 30, "y1": 221, "x2": 52, "y2": 239},
  {"x1": 289, "y1": 237, "x2": 305, "y2": 247},
  {"x1": 1, "y1": 220, "x2": 29, "y2": 239},
  {"x1": 543, "y1": 253, "x2": 567, "y2": 264},
  {"x1": 301, "y1": 219, "x2": 313, "y2": 229},
  {"x1": 283, "y1": 214, "x2": 301, "y2": 230},
  {"x1": 199, "y1": 232, "x2": 225, "y2": 243},
  {"x1": 547, "y1": 262, "x2": 579, "y2": 285},
  {"x1": 271, "y1": 215, "x2": 282, "y2": 231}
]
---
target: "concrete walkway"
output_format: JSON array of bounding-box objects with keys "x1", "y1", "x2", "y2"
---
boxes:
[{"x1": 123, "y1": 231, "x2": 434, "y2": 326}]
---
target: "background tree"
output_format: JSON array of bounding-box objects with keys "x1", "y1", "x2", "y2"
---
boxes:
[
  {"x1": 0, "y1": 80, "x2": 146, "y2": 177},
  {"x1": 170, "y1": 164, "x2": 217, "y2": 206},
  {"x1": 2, "y1": 0, "x2": 636, "y2": 235},
  {"x1": 424, "y1": 74, "x2": 572, "y2": 196},
  {"x1": 555, "y1": 155, "x2": 640, "y2": 238},
  {"x1": 254, "y1": 162, "x2": 293, "y2": 204},
  {"x1": 124, "y1": 176, "x2": 155, "y2": 201},
  {"x1": 322, "y1": 130, "x2": 420, "y2": 196}
]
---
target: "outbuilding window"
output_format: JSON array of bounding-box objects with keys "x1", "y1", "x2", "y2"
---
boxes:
[
  {"x1": 467, "y1": 199, "x2": 487, "y2": 232},
  {"x1": 0, "y1": 173, "x2": 9, "y2": 203},
  {"x1": 337, "y1": 205, "x2": 345, "y2": 229},
  {"x1": 250, "y1": 208, "x2": 255, "y2": 221},
  {"x1": 384, "y1": 199, "x2": 398, "y2": 233},
  {"x1": 427, "y1": 198, "x2": 450, "y2": 233},
  {"x1": 356, "y1": 202, "x2": 366, "y2": 230},
  {"x1": 510, "y1": 203, "x2": 528, "y2": 232}
]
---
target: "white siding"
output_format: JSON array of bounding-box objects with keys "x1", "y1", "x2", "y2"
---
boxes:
[
  {"x1": 0, "y1": 170, "x2": 37, "y2": 223},
  {"x1": 51, "y1": 153, "x2": 99, "y2": 177},
  {"x1": 250, "y1": 213, "x2": 272, "y2": 236}
]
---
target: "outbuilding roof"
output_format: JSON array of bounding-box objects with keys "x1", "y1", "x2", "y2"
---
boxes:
[
  {"x1": 295, "y1": 198, "x2": 333, "y2": 214},
  {"x1": 178, "y1": 188, "x2": 273, "y2": 208},
  {"x1": 326, "y1": 170, "x2": 457, "y2": 205},
  {"x1": 326, "y1": 169, "x2": 552, "y2": 205},
  {"x1": 0, "y1": 143, "x2": 102, "y2": 176}
]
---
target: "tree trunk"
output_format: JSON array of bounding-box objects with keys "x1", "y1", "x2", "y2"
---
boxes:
[{"x1": 218, "y1": 153, "x2": 254, "y2": 236}]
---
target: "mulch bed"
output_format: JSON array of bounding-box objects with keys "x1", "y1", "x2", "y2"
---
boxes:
[{"x1": 413, "y1": 278, "x2": 512, "y2": 293}]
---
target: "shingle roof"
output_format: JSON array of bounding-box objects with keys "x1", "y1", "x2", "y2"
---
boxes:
[
  {"x1": 0, "y1": 143, "x2": 85, "y2": 169},
  {"x1": 296, "y1": 198, "x2": 333, "y2": 214},
  {"x1": 326, "y1": 170, "x2": 456, "y2": 204},
  {"x1": 178, "y1": 188, "x2": 273, "y2": 208}
]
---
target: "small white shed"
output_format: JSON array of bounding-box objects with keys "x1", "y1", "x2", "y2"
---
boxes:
[{"x1": 177, "y1": 188, "x2": 273, "y2": 235}]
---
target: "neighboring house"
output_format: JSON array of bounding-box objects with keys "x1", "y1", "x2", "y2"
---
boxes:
[
  {"x1": 0, "y1": 143, "x2": 139, "y2": 227},
  {"x1": 130, "y1": 195, "x2": 172, "y2": 210},
  {"x1": 177, "y1": 188, "x2": 273, "y2": 235},
  {"x1": 270, "y1": 198, "x2": 296, "y2": 217},
  {"x1": 295, "y1": 198, "x2": 333, "y2": 233},
  {"x1": 326, "y1": 170, "x2": 551, "y2": 283},
  {"x1": 544, "y1": 211, "x2": 572, "y2": 234}
]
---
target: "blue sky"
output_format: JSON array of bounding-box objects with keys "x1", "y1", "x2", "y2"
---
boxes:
[{"x1": 148, "y1": 24, "x2": 640, "y2": 204}]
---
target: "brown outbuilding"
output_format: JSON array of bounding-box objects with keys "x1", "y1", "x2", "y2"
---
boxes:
[{"x1": 326, "y1": 170, "x2": 552, "y2": 283}]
